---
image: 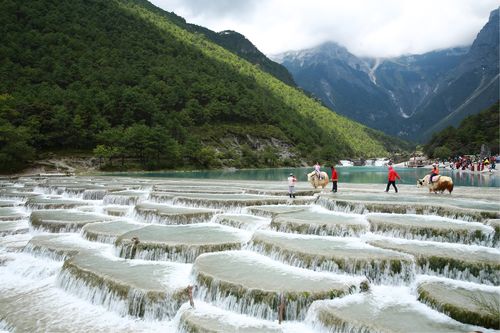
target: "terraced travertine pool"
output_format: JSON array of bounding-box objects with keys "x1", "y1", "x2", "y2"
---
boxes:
[{"x1": 0, "y1": 176, "x2": 499, "y2": 332}]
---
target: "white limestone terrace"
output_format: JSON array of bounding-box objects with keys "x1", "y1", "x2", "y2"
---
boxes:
[
  {"x1": 29, "y1": 209, "x2": 113, "y2": 232},
  {"x1": 416, "y1": 275, "x2": 500, "y2": 329},
  {"x1": 115, "y1": 223, "x2": 250, "y2": 262},
  {"x1": 367, "y1": 213, "x2": 496, "y2": 246},
  {"x1": 366, "y1": 235, "x2": 500, "y2": 284},
  {"x1": 82, "y1": 220, "x2": 145, "y2": 243},
  {"x1": 0, "y1": 175, "x2": 498, "y2": 333},
  {"x1": 134, "y1": 202, "x2": 220, "y2": 224},
  {"x1": 247, "y1": 230, "x2": 414, "y2": 284},
  {"x1": 58, "y1": 250, "x2": 192, "y2": 320},
  {"x1": 176, "y1": 301, "x2": 317, "y2": 333},
  {"x1": 24, "y1": 233, "x2": 111, "y2": 260},
  {"x1": 213, "y1": 213, "x2": 271, "y2": 231},
  {"x1": 270, "y1": 205, "x2": 369, "y2": 237},
  {"x1": 317, "y1": 188, "x2": 500, "y2": 221},
  {"x1": 193, "y1": 250, "x2": 367, "y2": 321},
  {"x1": 307, "y1": 285, "x2": 498, "y2": 333}
]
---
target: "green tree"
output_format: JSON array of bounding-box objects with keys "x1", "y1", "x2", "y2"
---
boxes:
[
  {"x1": 433, "y1": 146, "x2": 452, "y2": 160},
  {"x1": 0, "y1": 121, "x2": 35, "y2": 172}
]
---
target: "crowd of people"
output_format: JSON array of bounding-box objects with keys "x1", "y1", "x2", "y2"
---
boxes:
[{"x1": 445, "y1": 155, "x2": 497, "y2": 172}]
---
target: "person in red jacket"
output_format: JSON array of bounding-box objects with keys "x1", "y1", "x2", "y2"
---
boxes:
[
  {"x1": 330, "y1": 165, "x2": 338, "y2": 192},
  {"x1": 385, "y1": 165, "x2": 401, "y2": 193}
]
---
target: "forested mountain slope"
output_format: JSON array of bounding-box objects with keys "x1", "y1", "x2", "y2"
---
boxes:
[
  {"x1": 129, "y1": 1, "x2": 296, "y2": 87},
  {"x1": 423, "y1": 102, "x2": 499, "y2": 159},
  {"x1": 0, "y1": 0, "x2": 409, "y2": 172}
]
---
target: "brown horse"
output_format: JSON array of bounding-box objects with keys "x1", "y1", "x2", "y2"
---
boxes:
[{"x1": 307, "y1": 171, "x2": 329, "y2": 189}]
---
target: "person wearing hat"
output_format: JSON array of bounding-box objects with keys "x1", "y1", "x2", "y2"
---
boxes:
[{"x1": 287, "y1": 173, "x2": 297, "y2": 198}]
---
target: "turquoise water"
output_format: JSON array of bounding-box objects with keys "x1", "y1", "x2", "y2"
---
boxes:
[{"x1": 108, "y1": 166, "x2": 499, "y2": 187}]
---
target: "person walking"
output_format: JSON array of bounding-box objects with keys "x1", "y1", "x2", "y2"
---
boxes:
[
  {"x1": 330, "y1": 165, "x2": 338, "y2": 192},
  {"x1": 287, "y1": 173, "x2": 297, "y2": 198},
  {"x1": 385, "y1": 165, "x2": 400, "y2": 193}
]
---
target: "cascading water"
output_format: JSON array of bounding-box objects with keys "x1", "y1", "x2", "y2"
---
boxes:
[{"x1": 0, "y1": 175, "x2": 498, "y2": 332}]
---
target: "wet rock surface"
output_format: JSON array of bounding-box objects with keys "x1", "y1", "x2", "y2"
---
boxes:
[
  {"x1": 368, "y1": 238, "x2": 500, "y2": 284},
  {"x1": 25, "y1": 234, "x2": 108, "y2": 260},
  {"x1": 30, "y1": 210, "x2": 112, "y2": 232},
  {"x1": 135, "y1": 202, "x2": 219, "y2": 224},
  {"x1": 214, "y1": 213, "x2": 270, "y2": 230},
  {"x1": 116, "y1": 223, "x2": 248, "y2": 262},
  {"x1": 81, "y1": 220, "x2": 144, "y2": 243},
  {"x1": 312, "y1": 287, "x2": 486, "y2": 333},
  {"x1": 367, "y1": 213, "x2": 495, "y2": 245},
  {"x1": 417, "y1": 278, "x2": 500, "y2": 329},
  {"x1": 59, "y1": 251, "x2": 191, "y2": 319},
  {"x1": 179, "y1": 302, "x2": 285, "y2": 333},
  {"x1": 193, "y1": 250, "x2": 364, "y2": 321},
  {"x1": 270, "y1": 208, "x2": 369, "y2": 236},
  {"x1": 249, "y1": 230, "x2": 414, "y2": 283},
  {"x1": 0, "y1": 176, "x2": 498, "y2": 332}
]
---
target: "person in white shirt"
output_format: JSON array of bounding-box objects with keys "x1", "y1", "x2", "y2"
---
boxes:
[{"x1": 287, "y1": 173, "x2": 297, "y2": 198}]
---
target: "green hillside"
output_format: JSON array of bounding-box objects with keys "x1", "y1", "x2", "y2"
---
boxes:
[
  {"x1": 0, "y1": 0, "x2": 409, "y2": 172},
  {"x1": 131, "y1": 1, "x2": 297, "y2": 87},
  {"x1": 423, "y1": 102, "x2": 499, "y2": 159}
]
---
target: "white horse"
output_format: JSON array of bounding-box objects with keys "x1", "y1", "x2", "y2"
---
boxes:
[
  {"x1": 417, "y1": 174, "x2": 454, "y2": 194},
  {"x1": 307, "y1": 171, "x2": 329, "y2": 189}
]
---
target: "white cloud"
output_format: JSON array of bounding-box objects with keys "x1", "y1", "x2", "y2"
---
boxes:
[{"x1": 150, "y1": 0, "x2": 498, "y2": 57}]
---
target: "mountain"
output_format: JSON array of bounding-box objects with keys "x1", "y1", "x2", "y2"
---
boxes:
[
  {"x1": 276, "y1": 42, "x2": 406, "y2": 133},
  {"x1": 423, "y1": 102, "x2": 499, "y2": 159},
  {"x1": 414, "y1": 9, "x2": 499, "y2": 139},
  {"x1": 0, "y1": 0, "x2": 408, "y2": 172},
  {"x1": 275, "y1": 8, "x2": 499, "y2": 141}
]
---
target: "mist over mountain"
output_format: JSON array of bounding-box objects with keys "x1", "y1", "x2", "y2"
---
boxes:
[{"x1": 274, "y1": 8, "x2": 499, "y2": 142}]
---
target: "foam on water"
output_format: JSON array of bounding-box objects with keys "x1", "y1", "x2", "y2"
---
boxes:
[
  {"x1": 0, "y1": 271, "x2": 171, "y2": 332},
  {"x1": 0, "y1": 251, "x2": 62, "y2": 281}
]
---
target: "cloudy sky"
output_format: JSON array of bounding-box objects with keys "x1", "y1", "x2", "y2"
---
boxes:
[{"x1": 150, "y1": 0, "x2": 497, "y2": 58}]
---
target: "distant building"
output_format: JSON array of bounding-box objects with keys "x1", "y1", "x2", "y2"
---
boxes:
[{"x1": 408, "y1": 156, "x2": 428, "y2": 167}]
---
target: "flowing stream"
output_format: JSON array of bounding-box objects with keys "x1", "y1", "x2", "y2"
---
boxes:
[{"x1": 0, "y1": 176, "x2": 498, "y2": 332}]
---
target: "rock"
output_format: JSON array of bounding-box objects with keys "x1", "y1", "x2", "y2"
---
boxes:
[
  {"x1": 59, "y1": 252, "x2": 191, "y2": 320},
  {"x1": 250, "y1": 230, "x2": 414, "y2": 283},
  {"x1": 311, "y1": 287, "x2": 482, "y2": 333},
  {"x1": 134, "y1": 202, "x2": 219, "y2": 224},
  {"x1": 368, "y1": 238, "x2": 500, "y2": 284},
  {"x1": 368, "y1": 213, "x2": 495, "y2": 246},
  {"x1": 214, "y1": 214, "x2": 270, "y2": 230},
  {"x1": 418, "y1": 278, "x2": 500, "y2": 329},
  {"x1": 81, "y1": 220, "x2": 144, "y2": 243},
  {"x1": 115, "y1": 223, "x2": 247, "y2": 262},
  {"x1": 270, "y1": 208, "x2": 369, "y2": 237},
  {"x1": 193, "y1": 250, "x2": 365, "y2": 321}
]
